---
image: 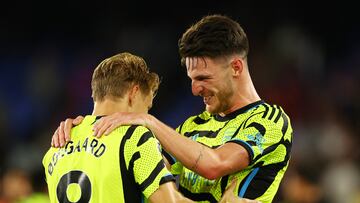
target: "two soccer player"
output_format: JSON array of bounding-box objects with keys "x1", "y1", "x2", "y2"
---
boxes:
[
  {"x1": 43, "y1": 52, "x2": 258, "y2": 203},
  {"x1": 51, "y1": 15, "x2": 292, "y2": 202}
]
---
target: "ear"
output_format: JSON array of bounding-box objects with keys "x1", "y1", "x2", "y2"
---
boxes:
[
  {"x1": 128, "y1": 85, "x2": 140, "y2": 106},
  {"x1": 230, "y1": 58, "x2": 244, "y2": 77}
]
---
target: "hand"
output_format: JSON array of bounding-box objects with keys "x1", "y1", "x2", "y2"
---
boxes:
[
  {"x1": 219, "y1": 179, "x2": 261, "y2": 203},
  {"x1": 51, "y1": 116, "x2": 84, "y2": 147},
  {"x1": 93, "y1": 112, "x2": 149, "y2": 138}
]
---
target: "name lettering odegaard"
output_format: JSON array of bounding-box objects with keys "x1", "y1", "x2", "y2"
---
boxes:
[{"x1": 47, "y1": 137, "x2": 106, "y2": 175}]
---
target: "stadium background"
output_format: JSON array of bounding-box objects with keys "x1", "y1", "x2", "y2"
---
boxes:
[{"x1": 0, "y1": 2, "x2": 359, "y2": 203}]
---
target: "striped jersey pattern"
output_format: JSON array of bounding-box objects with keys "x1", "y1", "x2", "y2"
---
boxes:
[
  {"x1": 43, "y1": 115, "x2": 174, "y2": 203},
  {"x1": 166, "y1": 100, "x2": 292, "y2": 203}
]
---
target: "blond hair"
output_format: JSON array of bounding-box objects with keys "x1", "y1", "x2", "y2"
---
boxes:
[{"x1": 91, "y1": 52, "x2": 159, "y2": 102}]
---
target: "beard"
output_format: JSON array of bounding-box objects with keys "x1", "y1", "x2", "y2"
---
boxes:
[{"x1": 205, "y1": 84, "x2": 233, "y2": 115}]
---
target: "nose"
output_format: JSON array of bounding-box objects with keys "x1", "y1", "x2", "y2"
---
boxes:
[{"x1": 191, "y1": 80, "x2": 203, "y2": 96}]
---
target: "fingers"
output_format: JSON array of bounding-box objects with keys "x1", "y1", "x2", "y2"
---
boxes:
[
  {"x1": 104, "y1": 122, "x2": 117, "y2": 135},
  {"x1": 221, "y1": 178, "x2": 260, "y2": 203},
  {"x1": 59, "y1": 121, "x2": 66, "y2": 147},
  {"x1": 93, "y1": 113, "x2": 136, "y2": 137},
  {"x1": 227, "y1": 178, "x2": 238, "y2": 192},
  {"x1": 92, "y1": 118, "x2": 101, "y2": 136},
  {"x1": 93, "y1": 116, "x2": 109, "y2": 137},
  {"x1": 64, "y1": 115, "x2": 83, "y2": 143},
  {"x1": 224, "y1": 179, "x2": 237, "y2": 196},
  {"x1": 219, "y1": 178, "x2": 237, "y2": 203},
  {"x1": 93, "y1": 117, "x2": 115, "y2": 138},
  {"x1": 64, "y1": 118, "x2": 74, "y2": 143},
  {"x1": 51, "y1": 127, "x2": 60, "y2": 147},
  {"x1": 73, "y1": 115, "x2": 84, "y2": 125},
  {"x1": 92, "y1": 118, "x2": 102, "y2": 137},
  {"x1": 51, "y1": 116, "x2": 83, "y2": 148}
]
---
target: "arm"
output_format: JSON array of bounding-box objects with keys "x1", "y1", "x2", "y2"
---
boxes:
[
  {"x1": 148, "y1": 181, "x2": 194, "y2": 203},
  {"x1": 93, "y1": 112, "x2": 250, "y2": 179},
  {"x1": 150, "y1": 179, "x2": 258, "y2": 203}
]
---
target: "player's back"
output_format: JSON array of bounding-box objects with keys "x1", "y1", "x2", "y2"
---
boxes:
[{"x1": 43, "y1": 115, "x2": 170, "y2": 203}]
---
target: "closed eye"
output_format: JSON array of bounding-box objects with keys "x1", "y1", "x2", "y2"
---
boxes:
[{"x1": 194, "y1": 75, "x2": 211, "y2": 81}]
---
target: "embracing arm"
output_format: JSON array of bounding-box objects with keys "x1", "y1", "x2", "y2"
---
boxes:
[
  {"x1": 93, "y1": 113, "x2": 250, "y2": 179},
  {"x1": 143, "y1": 114, "x2": 249, "y2": 179},
  {"x1": 51, "y1": 112, "x2": 250, "y2": 179},
  {"x1": 151, "y1": 180, "x2": 259, "y2": 203},
  {"x1": 148, "y1": 181, "x2": 194, "y2": 203}
]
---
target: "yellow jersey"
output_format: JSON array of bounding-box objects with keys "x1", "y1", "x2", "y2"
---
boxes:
[{"x1": 43, "y1": 115, "x2": 174, "y2": 203}]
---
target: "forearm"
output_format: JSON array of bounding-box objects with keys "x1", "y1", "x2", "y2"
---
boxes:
[
  {"x1": 92, "y1": 112, "x2": 248, "y2": 179},
  {"x1": 146, "y1": 114, "x2": 250, "y2": 179},
  {"x1": 145, "y1": 115, "x2": 222, "y2": 178}
]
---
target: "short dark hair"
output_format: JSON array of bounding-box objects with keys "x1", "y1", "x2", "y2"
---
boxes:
[{"x1": 178, "y1": 14, "x2": 249, "y2": 65}]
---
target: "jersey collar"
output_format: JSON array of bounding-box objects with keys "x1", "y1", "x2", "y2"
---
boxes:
[{"x1": 214, "y1": 100, "x2": 264, "y2": 121}]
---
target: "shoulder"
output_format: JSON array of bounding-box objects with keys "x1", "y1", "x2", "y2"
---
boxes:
[
  {"x1": 185, "y1": 110, "x2": 211, "y2": 123},
  {"x1": 246, "y1": 103, "x2": 293, "y2": 145},
  {"x1": 243, "y1": 102, "x2": 292, "y2": 130},
  {"x1": 176, "y1": 111, "x2": 212, "y2": 133},
  {"x1": 249, "y1": 102, "x2": 290, "y2": 120},
  {"x1": 131, "y1": 125, "x2": 154, "y2": 138},
  {"x1": 69, "y1": 115, "x2": 95, "y2": 133},
  {"x1": 109, "y1": 125, "x2": 154, "y2": 138}
]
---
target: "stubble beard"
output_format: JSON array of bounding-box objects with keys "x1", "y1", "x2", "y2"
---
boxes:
[{"x1": 206, "y1": 87, "x2": 233, "y2": 115}]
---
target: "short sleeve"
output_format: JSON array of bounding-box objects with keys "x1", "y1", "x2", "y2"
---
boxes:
[
  {"x1": 131, "y1": 129, "x2": 175, "y2": 198},
  {"x1": 226, "y1": 115, "x2": 284, "y2": 166}
]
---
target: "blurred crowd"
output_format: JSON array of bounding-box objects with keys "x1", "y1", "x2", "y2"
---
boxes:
[{"x1": 0, "y1": 4, "x2": 359, "y2": 203}]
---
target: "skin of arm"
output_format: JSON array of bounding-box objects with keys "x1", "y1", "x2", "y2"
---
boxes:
[
  {"x1": 148, "y1": 181, "x2": 194, "y2": 203},
  {"x1": 219, "y1": 179, "x2": 261, "y2": 203},
  {"x1": 93, "y1": 112, "x2": 250, "y2": 180}
]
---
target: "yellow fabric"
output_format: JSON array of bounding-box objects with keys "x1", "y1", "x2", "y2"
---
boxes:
[
  {"x1": 43, "y1": 115, "x2": 173, "y2": 203},
  {"x1": 173, "y1": 101, "x2": 293, "y2": 203},
  {"x1": 17, "y1": 193, "x2": 50, "y2": 203}
]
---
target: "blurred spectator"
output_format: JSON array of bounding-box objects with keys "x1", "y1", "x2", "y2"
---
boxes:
[
  {"x1": 0, "y1": 169, "x2": 32, "y2": 203},
  {"x1": 18, "y1": 169, "x2": 49, "y2": 203}
]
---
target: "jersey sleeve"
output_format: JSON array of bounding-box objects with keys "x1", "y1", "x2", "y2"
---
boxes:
[
  {"x1": 226, "y1": 113, "x2": 287, "y2": 166},
  {"x1": 130, "y1": 127, "x2": 175, "y2": 198}
]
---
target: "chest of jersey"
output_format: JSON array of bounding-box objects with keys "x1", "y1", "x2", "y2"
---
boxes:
[{"x1": 182, "y1": 116, "x2": 247, "y2": 148}]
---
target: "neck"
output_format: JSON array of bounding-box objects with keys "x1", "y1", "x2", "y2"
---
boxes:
[
  {"x1": 92, "y1": 99, "x2": 129, "y2": 116},
  {"x1": 220, "y1": 69, "x2": 261, "y2": 116}
]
